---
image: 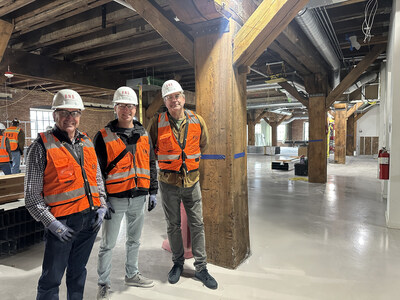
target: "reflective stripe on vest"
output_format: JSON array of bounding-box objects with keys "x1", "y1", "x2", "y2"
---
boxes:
[
  {"x1": 100, "y1": 127, "x2": 150, "y2": 195},
  {"x1": 4, "y1": 126, "x2": 20, "y2": 151},
  {"x1": 40, "y1": 132, "x2": 100, "y2": 217},
  {"x1": 0, "y1": 136, "x2": 10, "y2": 163},
  {"x1": 157, "y1": 110, "x2": 201, "y2": 173}
]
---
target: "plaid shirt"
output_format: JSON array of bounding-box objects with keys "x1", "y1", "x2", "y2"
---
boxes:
[{"x1": 24, "y1": 128, "x2": 106, "y2": 227}]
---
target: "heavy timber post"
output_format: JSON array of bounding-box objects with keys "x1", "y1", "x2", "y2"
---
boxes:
[
  {"x1": 195, "y1": 19, "x2": 250, "y2": 269},
  {"x1": 305, "y1": 74, "x2": 328, "y2": 183}
]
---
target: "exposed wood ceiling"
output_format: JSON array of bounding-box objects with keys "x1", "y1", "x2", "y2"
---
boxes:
[{"x1": 0, "y1": 0, "x2": 392, "y2": 114}]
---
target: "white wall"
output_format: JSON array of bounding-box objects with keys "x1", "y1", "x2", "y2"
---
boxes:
[
  {"x1": 357, "y1": 105, "x2": 380, "y2": 137},
  {"x1": 356, "y1": 105, "x2": 379, "y2": 155},
  {"x1": 385, "y1": 0, "x2": 400, "y2": 228}
]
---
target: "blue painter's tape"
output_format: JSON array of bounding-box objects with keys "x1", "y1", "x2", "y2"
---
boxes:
[
  {"x1": 234, "y1": 152, "x2": 245, "y2": 159},
  {"x1": 309, "y1": 139, "x2": 323, "y2": 142},
  {"x1": 201, "y1": 154, "x2": 226, "y2": 160}
]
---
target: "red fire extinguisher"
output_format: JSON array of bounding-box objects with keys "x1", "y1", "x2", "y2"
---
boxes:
[{"x1": 378, "y1": 147, "x2": 390, "y2": 180}]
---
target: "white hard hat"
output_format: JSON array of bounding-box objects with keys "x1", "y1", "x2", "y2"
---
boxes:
[
  {"x1": 0, "y1": 123, "x2": 5, "y2": 130},
  {"x1": 52, "y1": 89, "x2": 85, "y2": 110},
  {"x1": 162, "y1": 80, "x2": 183, "y2": 98},
  {"x1": 112, "y1": 86, "x2": 138, "y2": 106}
]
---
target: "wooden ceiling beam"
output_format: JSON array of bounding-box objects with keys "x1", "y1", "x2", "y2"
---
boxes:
[
  {"x1": 125, "y1": 0, "x2": 194, "y2": 66},
  {"x1": 277, "y1": 23, "x2": 329, "y2": 75},
  {"x1": 0, "y1": 0, "x2": 35, "y2": 17},
  {"x1": 14, "y1": 0, "x2": 112, "y2": 35},
  {"x1": 325, "y1": 44, "x2": 385, "y2": 109},
  {"x1": 278, "y1": 81, "x2": 308, "y2": 108},
  {"x1": 107, "y1": 55, "x2": 185, "y2": 72},
  {"x1": 346, "y1": 102, "x2": 363, "y2": 118},
  {"x1": 268, "y1": 41, "x2": 311, "y2": 75},
  {"x1": 1, "y1": 48, "x2": 125, "y2": 91},
  {"x1": 0, "y1": 19, "x2": 13, "y2": 63},
  {"x1": 233, "y1": 0, "x2": 308, "y2": 68},
  {"x1": 213, "y1": 0, "x2": 258, "y2": 26},
  {"x1": 339, "y1": 35, "x2": 388, "y2": 49},
  {"x1": 90, "y1": 47, "x2": 176, "y2": 68},
  {"x1": 12, "y1": 6, "x2": 135, "y2": 51},
  {"x1": 51, "y1": 22, "x2": 152, "y2": 57},
  {"x1": 72, "y1": 35, "x2": 165, "y2": 63}
]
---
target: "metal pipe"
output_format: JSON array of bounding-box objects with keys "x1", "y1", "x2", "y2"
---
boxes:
[
  {"x1": 296, "y1": 8, "x2": 341, "y2": 88},
  {"x1": 247, "y1": 102, "x2": 305, "y2": 109}
]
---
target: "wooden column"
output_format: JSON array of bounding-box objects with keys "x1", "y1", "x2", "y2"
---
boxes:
[
  {"x1": 346, "y1": 114, "x2": 355, "y2": 156},
  {"x1": 270, "y1": 123, "x2": 278, "y2": 146},
  {"x1": 334, "y1": 103, "x2": 347, "y2": 164},
  {"x1": 195, "y1": 19, "x2": 249, "y2": 269},
  {"x1": 247, "y1": 120, "x2": 256, "y2": 145},
  {"x1": 305, "y1": 74, "x2": 328, "y2": 183}
]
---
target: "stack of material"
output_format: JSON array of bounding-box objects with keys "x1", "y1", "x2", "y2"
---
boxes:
[{"x1": 0, "y1": 174, "x2": 25, "y2": 205}]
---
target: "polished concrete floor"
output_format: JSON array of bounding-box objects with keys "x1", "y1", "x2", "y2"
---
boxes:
[{"x1": 1, "y1": 153, "x2": 400, "y2": 299}]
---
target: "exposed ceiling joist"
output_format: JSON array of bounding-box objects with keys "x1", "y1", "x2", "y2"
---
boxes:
[
  {"x1": 325, "y1": 44, "x2": 386, "y2": 109},
  {"x1": 125, "y1": 0, "x2": 194, "y2": 66},
  {"x1": 1, "y1": 48, "x2": 124, "y2": 91}
]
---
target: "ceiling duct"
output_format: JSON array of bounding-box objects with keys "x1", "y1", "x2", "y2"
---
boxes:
[
  {"x1": 126, "y1": 76, "x2": 164, "y2": 92},
  {"x1": 344, "y1": 72, "x2": 377, "y2": 94},
  {"x1": 306, "y1": 0, "x2": 348, "y2": 9},
  {"x1": 282, "y1": 116, "x2": 309, "y2": 124},
  {"x1": 296, "y1": 8, "x2": 341, "y2": 88},
  {"x1": 247, "y1": 102, "x2": 305, "y2": 110}
]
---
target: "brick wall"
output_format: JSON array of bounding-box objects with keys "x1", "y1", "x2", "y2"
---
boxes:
[{"x1": 0, "y1": 87, "x2": 114, "y2": 145}]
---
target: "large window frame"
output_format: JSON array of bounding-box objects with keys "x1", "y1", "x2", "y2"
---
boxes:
[{"x1": 30, "y1": 108, "x2": 54, "y2": 139}]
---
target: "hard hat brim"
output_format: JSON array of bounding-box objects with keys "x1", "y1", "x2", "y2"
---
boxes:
[{"x1": 52, "y1": 104, "x2": 85, "y2": 111}]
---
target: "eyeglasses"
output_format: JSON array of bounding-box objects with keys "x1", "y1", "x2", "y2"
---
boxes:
[
  {"x1": 56, "y1": 110, "x2": 82, "y2": 118},
  {"x1": 164, "y1": 93, "x2": 183, "y2": 101},
  {"x1": 116, "y1": 103, "x2": 136, "y2": 110}
]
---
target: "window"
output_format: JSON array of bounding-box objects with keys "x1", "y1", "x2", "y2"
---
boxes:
[
  {"x1": 277, "y1": 124, "x2": 286, "y2": 142},
  {"x1": 30, "y1": 108, "x2": 54, "y2": 138},
  {"x1": 304, "y1": 122, "x2": 309, "y2": 141}
]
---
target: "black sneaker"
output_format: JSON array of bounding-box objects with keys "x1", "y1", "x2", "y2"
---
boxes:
[
  {"x1": 168, "y1": 264, "x2": 183, "y2": 284},
  {"x1": 195, "y1": 269, "x2": 218, "y2": 289}
]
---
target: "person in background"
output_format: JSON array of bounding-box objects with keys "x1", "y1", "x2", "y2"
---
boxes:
[
  {"x1": 4, "y1": 118, "x2": 25, "y2": 174},
  {"x1": 24, "y1": 89, "x2": 109, "y2": 300},
  {"x1": 95, "y1": 86, "x2": 158, "y2": 300},
  {"x1": 0, "y1": 123, "x2": 12, "y2": 175},
  {"x1": 147, "y1": 80, "x2": 218, "y2": 290}
]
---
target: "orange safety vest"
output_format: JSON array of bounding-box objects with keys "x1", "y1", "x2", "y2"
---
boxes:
[
  {"x1": 40, "y1": 132, "x2": 100, "y2": 218},
  {"x1": 4, "y1": 126, "x2": 20, "y2": 151},
  {"x1": 0, "y1": 136, "x2": 10, "y2": 163},
  {"x1": 100, "y1": 127, "x2": 151, "y2": 196},
  {"x1": 157, "y1": 110, "x2": 201, "y2": 173}
]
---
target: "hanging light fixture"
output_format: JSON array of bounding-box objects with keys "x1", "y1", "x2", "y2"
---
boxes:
[{"x1": 4, "y1": 66, "x2": 13, "y2": 79}]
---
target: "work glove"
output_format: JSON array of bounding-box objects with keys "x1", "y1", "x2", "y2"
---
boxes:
[
  {"x1": 148, "y1": 194, "x2": 157, "y2": 212},
  {"x1": 92, "y1": 207, "x2": 107, "y2": 231},
  {"x1": 104, "y1": 201, "x2": 115, "y2": 220},
  {"x1": 47, "y1": 220, "x2": 75, "y2": 242}
]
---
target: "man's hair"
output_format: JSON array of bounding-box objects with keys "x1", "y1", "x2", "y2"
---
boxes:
[{"x1": 12, "y1": 119, "x2": 19, "y2": 126}]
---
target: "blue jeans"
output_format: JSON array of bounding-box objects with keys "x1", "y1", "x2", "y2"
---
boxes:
[
  {"x1": 11, "y1": 150, "x2": 21, "y2": 174},
  {"x1": 159, "y1": 181, "x2": 207, "y2": 272},
  {"x1": 0, "y1": 162, "x2": 11, "y2": 175},
  {"x1": 37, "y1": 210, "x2": 99, "y2": 300},
  {"x1": 97, "y1": 195, "x2": 146, "y2": 286}
]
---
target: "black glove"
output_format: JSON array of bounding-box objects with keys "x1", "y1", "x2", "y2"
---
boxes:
[
  {"x1": 104, "y1": 201, "x2": 115, "y2": 220},
  {"x1": 148, "y1": 194, "x2": 157, "y2": 212},
  {"x1": 47, "y1": 220, "x2": 75, "y2": 242}
]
